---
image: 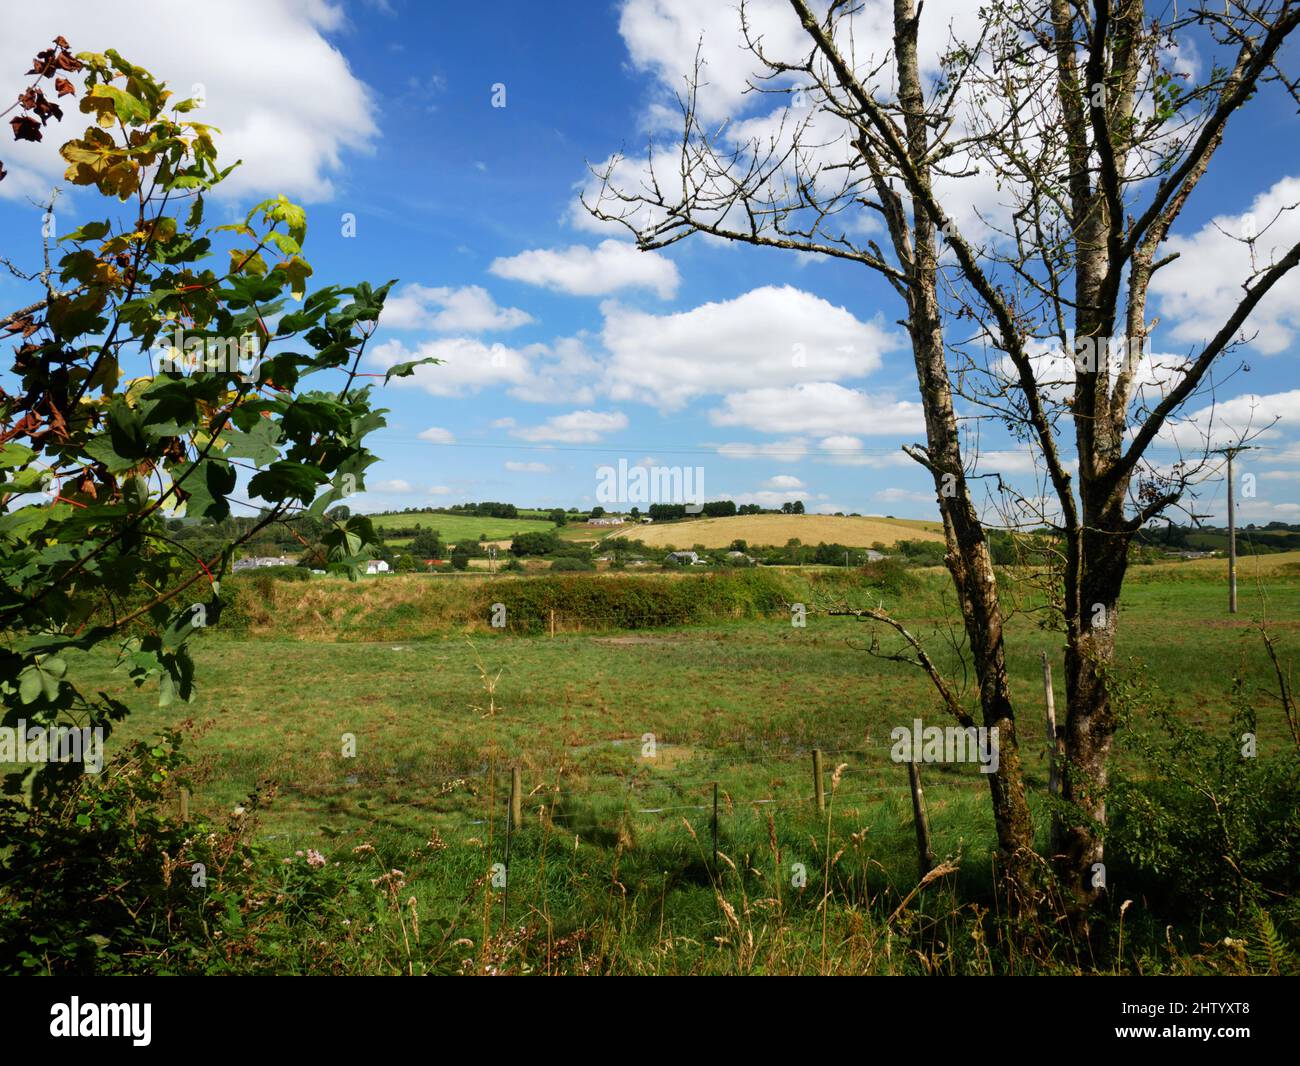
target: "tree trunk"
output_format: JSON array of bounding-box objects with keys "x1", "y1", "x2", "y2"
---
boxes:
[{"x1": 894, "y1": 0, "x2": 1037, "y2": 899}]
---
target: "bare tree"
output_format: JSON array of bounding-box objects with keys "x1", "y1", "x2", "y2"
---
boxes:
[{"x1": 586, "y1": 0, "x2": 1300, "y2": 914}]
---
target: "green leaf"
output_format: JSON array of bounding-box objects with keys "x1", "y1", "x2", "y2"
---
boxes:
[
  {"x1": 221, "y1": 419, "x2": 281, "y2": 466},
  {"x1": 247, "y1": 461, "x2": 328, "y2": 504},
  {"x1": 383, "y1": 356, "x2": 441, "y2": 384},
  {"x1": 173, "y1": 456, "x2": 236, "y2": 520}
]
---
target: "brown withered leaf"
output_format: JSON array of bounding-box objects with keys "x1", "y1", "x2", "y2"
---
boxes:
[
  {"x1": 18, "y1": 87, "x2": 62, "y2": 124},
  {"x1": 10, "y1": 115, "x2": 42, "y2": 142},
  {"x1": 26, "y1": 49, "x2": 58, "y2": 78},
  {"x1": 54, "y1": 77, "x2": 75, "y2": 97}
]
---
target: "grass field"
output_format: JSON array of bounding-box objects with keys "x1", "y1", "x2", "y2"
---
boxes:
[
  {"x1": 39, "y1": 556, "x2": 1299, "y2": 973},
  {"x1": 366, "y1": 510, "x2": 555, "y2": 545},
  {"x1": 612, "y1": 513, "x2": 945, "y2": 549}
]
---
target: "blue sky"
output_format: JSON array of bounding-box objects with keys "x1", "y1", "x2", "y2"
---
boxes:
[{"x1": 3, "y1": 0, "x2": 1299, "y2": 525}]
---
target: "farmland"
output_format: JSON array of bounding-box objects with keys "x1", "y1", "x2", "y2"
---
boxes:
[
  {"x1": 609, "y1": 513, "x2": 945, "y2": 549},
  {"x1": 42, "y1": 556, "x2": 1300, "y2": 975},
  {"x1": 368, "y1": 511, "x2": 556, "y2": 544}
]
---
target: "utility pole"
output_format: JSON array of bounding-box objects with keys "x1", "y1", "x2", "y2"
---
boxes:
[{"x1": 1213, "y1": 445, "x2": 1254, "y2": 614}]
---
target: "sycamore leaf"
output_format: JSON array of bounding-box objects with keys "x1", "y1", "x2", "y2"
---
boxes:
[{"x1": 383, "y1": 356, "x2": 442, "y2": 384}]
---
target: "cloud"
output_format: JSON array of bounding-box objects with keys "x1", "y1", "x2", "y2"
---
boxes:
[
  {"x1": 1151, "y1": 176, "x2": 1300, "y2": 356},
  {"x1": 491, "y1": 239, "x2": 678, "y2": 298},
  {"x1": 875, "y1": 487, "x2": 935, "y2": 505},
  {"x1": 617, "y1": 0, "x2": 988, "y2": 125},
  {"x1": 370, "y1": 479, "x2": 413, "y2": 493},
  {"x1": 1, "y1": 1, "x2": 377, "y2": 203},
  {"x1": 760, "y1": 474, "x2": 805, "y2": 491},
  {"x1": 968, "y1": 449, "x2": 1042, "y2": 476},
  {"x1": 382, "y1": 285, "x2": 533, "y2": 332},
  {"x1": 1234, "y1": 499, "x2": 1300, "y2": 523},
  {"x1": 602, "y1": 285, "x2": 901, "y2": 409},
  {"x1": 585, "y1": 0, "x2": 1005, "y2": 242},
  {"x1": 417, "y1": 426, "x2": 456, "y2": 444},
  {"x1": 814, "y1": 434, "x2": 915, "y2": 468},
  {"x1": 715, "y1": 438, "x2": 809, "y2": 460},
  {"x1": 709, "y1": 382, "x2": 924, "y2": 436},
  {"x1": 505, "y1": 461, "x2": 553, "y2": 473},
  {"x1": 733, "y1": 490, "x2": 816, "y2": 509},
  {"x1": 512, "y1": 409, "x2": 628, "y2": 443},
  {"x1": 1158, "y1": 389, "x2": 1300, "y2": 453},
  {"x1": 369, "y1": 337, "x2": 531, "y2": 397}
]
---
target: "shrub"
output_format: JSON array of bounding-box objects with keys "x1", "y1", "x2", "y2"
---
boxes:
[
  {"x1": 0, "y1": 731, "x2": 266, "y2": 974},
  {"x1": 858, "y1": 557, "x2": 920, "y2": 595},
  {"x1": 511, "y1": 531, "x2": 560, "y2": 556},
  {"x1": 1108, "y1": 670, "x2": 1300, "y2": 939},
  {"x1": 479, "y1": 570, "x2": 788, "y2": 632}
]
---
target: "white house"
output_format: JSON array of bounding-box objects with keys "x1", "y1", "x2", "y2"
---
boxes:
[{"x1": 365, "y1": 560, "x2": 390, "y2": 574}]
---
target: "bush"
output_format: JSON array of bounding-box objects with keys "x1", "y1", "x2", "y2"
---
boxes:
[
  {"x1": 479, "y1": 570, "x2": 788, "y2": 632},
  {"x1": 896, "y1": 539, "x2": 946, "y2": 565},
  {"x1": 1108, "y1": 670, "x2": 1300, "y2": 940},
  {"x1": 550, "y1": 556, "x2": 595, "y2": 572},
  {"x1": 858, "y1": 556, "x2": 920, "y2": 595},
  {"x1": 0, "y1": 731, "x2": 265, "y2": 974},
  {"x1": 511, "y1": 531, "x2": 560, "y2": 556}
]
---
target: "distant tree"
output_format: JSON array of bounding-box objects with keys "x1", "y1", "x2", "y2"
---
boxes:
[
  {"x1": 409, "y1": 529, "x2": 445, "y2": 558},
  {"x1": 548, "y1": 509, "x2": 568, "y2": 526},
  {"x1": 550, "y1": 555, "x2": 594, "y2": 572},
  {"x1": 589, "y1": 506, "x2": 605, "y2": 519},
  {"x1": 511, "y1": 531, "x2": 559, "y2": 557}
]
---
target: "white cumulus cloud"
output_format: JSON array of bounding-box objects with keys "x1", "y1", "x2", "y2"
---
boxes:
[
  {"x1": 491, "y1": 239, "x2": 678, "y2": 298},
  {"x1": 382, "y1": 285, "x2": 533, "y2": 332},
  {"x1": 602, "y1": 285, "x2": 900, "y2": 410},
  {"x1": 1, "y1": 0, "x2": 377, "y2": 203}
]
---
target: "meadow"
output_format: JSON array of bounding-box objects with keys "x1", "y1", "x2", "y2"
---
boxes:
[
  {"x1": 38, "y1": 553, "x2": 1299, "y2": 974},
  {"x1": 368, "y1": 511, "x2": 556, "y2": 545},
  {"x1": 610, "y1": 513, "x2": 945, "y2": 549}
]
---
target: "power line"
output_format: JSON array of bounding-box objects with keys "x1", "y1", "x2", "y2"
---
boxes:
[
  {"x1": 370, "y1": 435, "x2": 1300, "y2": 463},
  {"x1": 370, "y1": 436, "x2": 911, "y2": 458}
]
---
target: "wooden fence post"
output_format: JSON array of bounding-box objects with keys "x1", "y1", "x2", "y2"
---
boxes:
[
  {"x1": 510, "y1": 765, "x2": 522, "y2": 834},
  {"x1": 812, "y1": 749, "x2": 825, "y2": 812},
  {"x1": 906, "y1": 760, "x2": 934, "y2": 878},
  {"x1": 711, "y1": 782, "x2": 719, "y2": 871},
  {"x1": 178, "y1": 787, "x2": 190, "y2": 822},
  {"x1": 549, "y1": 609, "x2": 555, "y2": 638},
  {"x1": 1041, "y1": 652, "x2": 1060, "y2": 797}
]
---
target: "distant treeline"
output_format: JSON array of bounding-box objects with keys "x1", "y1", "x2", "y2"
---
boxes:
[{"x1": 1137, "y1": 521, "x2": 1300, "y2": 554}]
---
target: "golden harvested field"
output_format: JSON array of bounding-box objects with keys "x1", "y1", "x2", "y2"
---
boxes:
[
  {"x1": 609, "y1": 513, "x2": 944, "y2": 549},
  {"x1": 1128, "y1": 548, "x2": 1300, "y2": 581}
]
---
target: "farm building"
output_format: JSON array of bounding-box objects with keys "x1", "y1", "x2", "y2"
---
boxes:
[
  {"x1": 665, "y1": 551, "x2": 702, "y2": 565},
  {"x1": 232, "y1": 556, "x2": 297, "y2": 572}
]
